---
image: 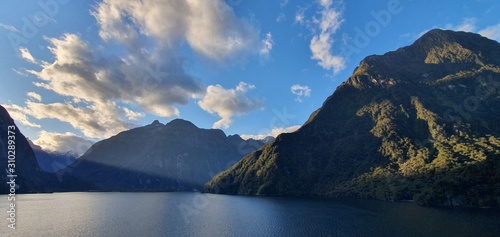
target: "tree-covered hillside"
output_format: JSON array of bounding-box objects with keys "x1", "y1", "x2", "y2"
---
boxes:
[{"x1": 205, "y1": 29, "x2": 500, "y2": 207}]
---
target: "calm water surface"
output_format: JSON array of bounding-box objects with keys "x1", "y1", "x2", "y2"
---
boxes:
[{"x1": 0, "y1": 192, "x2": 499, "y2": 237}]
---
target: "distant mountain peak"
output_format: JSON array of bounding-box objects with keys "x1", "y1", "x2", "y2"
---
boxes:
[
  {"x1": 165, "y1": 118, "x2": 198, "y2": 129},
  {"x1": 412, "y1": 29, "x2": 499, "y2": 63},
  {"x1": 414, "y1": 28, "x2": 491, "y2": 48},
  {"x1": 417, "y1": 28, "x2": 461, "y2": 43},
  {"x1": 346, "y1": 29, "x2": 500, "y2": 89},
  {"x1": 68, "y1": 117, "x2": 268, "y2": 192},
  {"x1": 228, "y1": 134, "x2": 243, "y2": 140},
  {"x1": 151, "y1": 120, "x2": 162, "y2": 126}
]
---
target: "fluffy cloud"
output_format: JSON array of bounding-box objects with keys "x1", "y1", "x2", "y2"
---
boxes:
[
  {"x1": 3, "y1": 104, "x2": 41, "y2": 128},
  {"x1": 291, "y1": 84, "x2": 311, "y2": 102},
  {"x1": 198, "y1": 82, "x2": 263, "y2": 129},
  {"x1": 241, "y1": 125, "x2": 301, "y2": 140},
  {"x1": 27, "y1": 92, "x2": 42, "y2": 102},
  {"x1": 10, "y1": 0, "x2": 267, "y2": 144},
  {"x1": 260, "y1": 32, "x2": 274, "y2": 56},
  {"x1": 33, "y1": 131, "x2": 94, "y2": 156},
  {"x1": 6, "y1": 98, "x2": 137, "y2": 143},
  {"x1": 92, "y1": 0, "x2": 260, "y2": 61},
  {"x1": 27, "y1": 33, "x2": 202, "y2": 118},
  {"x1": 479, "y1": 23, "x2": 500, "y2": 42},
  {"x1": 123, "y1": 108, "x2": 145, "y2": 121},
  {"x1": 309, "y1": 0, "x2": 345, "y2": 74},
  {"x1": 23, "y1": 101, "x2": 135, "y2": 139},
  {"x1": 19, "y1": 47, "x2": 36, "y2": 64}
]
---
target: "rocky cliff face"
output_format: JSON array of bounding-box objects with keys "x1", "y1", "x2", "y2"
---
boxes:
[{"x1": 205, "y1": 29, "x2": 500, "y2": 207}]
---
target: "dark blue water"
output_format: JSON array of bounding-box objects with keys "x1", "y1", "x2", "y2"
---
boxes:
[{"x1": 1, "y1": 192, "x2": 499, "y2": 236}]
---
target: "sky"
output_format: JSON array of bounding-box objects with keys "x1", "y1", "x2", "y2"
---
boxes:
[{"x1": 1, "y1": 0, "x2": 499, "y2": 155}]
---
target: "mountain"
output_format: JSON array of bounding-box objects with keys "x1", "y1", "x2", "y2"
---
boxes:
[
  {"x1": 0, "y1": 105, "x2": 62, "y2": 193},
  {"x1": 28, "y1": 140, "x2": 78, "y2": 173},
  {"x1": 205, "y1": 29, "x2": 500, "y2": 207},
  {"x1": 63, "y1": 119, "x2": 268, "y2": 191}
]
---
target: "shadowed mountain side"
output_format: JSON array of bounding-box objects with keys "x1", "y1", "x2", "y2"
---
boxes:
[
  {"x1": 0, "y1": 105, "x2": 94, "y2": 194},
  {"x1": 57, "y1": 159, "x2": 187, "y2": 192},
  {"x1": 28, "y1": 140, "x2": 79, "y2": 173},
  {"x1": 205, "y1": 29, "x2": 500, "y2": 207},
  {"x1": 58, "y1": 119, "x2": 270, "y2": 191}
]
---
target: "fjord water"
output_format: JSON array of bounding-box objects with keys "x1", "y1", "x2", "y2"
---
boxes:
[{"x1": 1, "y1": 192, "x2": 499, "y2": 237}]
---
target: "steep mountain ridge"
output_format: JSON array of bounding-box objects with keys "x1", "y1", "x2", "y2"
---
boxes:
[
  {"x1": 66, "y1": 119, "x2": 268, "y2": 191},
  {"x1": 0, "y1": 105, "x2": 80, "y2": 193},
  {"x1": 205, "y1": 29, "x2": 500, "y2": 207}
]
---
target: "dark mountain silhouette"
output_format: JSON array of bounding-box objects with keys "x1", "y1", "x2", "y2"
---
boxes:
[
  {"x1": 28, "y1": 140, "x2": 78, "y2": 173},
  {"x1": 205, "y1": 29, "x2": 500, "y2": 207},
  {"x1": 0, "y1": 106, "x2": 57, "y2": 194},
  {"x1": 61, "y1": 119, "x2": 269, "y2": 191},
  {"x1": 1, "y1": 107, "x2": 267, "y2": 193}
]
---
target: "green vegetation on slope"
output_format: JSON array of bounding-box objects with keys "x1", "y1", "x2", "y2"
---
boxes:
[{"x1": 205, "y1": 29, "x2": 500, "y2": 207}]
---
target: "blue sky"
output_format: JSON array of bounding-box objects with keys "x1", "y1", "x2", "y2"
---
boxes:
[{"x1": 1, "y1": 0, "x2": 499, "y2": 155}]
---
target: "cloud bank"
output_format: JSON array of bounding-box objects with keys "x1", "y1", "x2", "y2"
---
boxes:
[
  {"x1": 34, "y1": 131, "x2": 94, "y2": 156},
  {"x1": 241, "y1": 125, "x2": 301, "y2": 140}
]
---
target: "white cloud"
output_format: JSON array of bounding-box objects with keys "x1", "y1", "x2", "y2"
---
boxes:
[
  {"x1": 235, "y1": 81, "x2": 256, "y2": 92},
  {"x1": 479, "y1": 23, "x2": 500, "y2": 42},
  {"x1": 295, "y1": 8, "x2": 306, "y2": 25},
  {"x1": 309, "y1": 1, "x2": 345, "y2": 74},
  {"x1": 291, "y1": 84, "x2": 311, "y2": 102},
  {"x1": 259, "y1": 32, "x2": 274, "y2": 56},
  {"x1": 92, "y1": 0, "x2": 260, "y2": 61},
  {"x1": 184, "y1": 1, "x2": 259, "y2": 61},
  {"x1": 240, "y1": 134, "x2": 269, "y2": 140},
  {"x1": 3, "y1": 104, "x2": 41, "y2": 128},
  {"x1": 27, "y1": 92, "x2": 42, "y2": 102},
  {"x1": 25, "y1": 101, "x2": 135, "y2": 139},
  {"x1": 271, "y1": 125, "x2": 301, "y2": 137},
  {"x1": 28, "y1": 33, "x2": 202, "y2": 118},
  {"x1": 15, "y1": 0, "x2": 269, "y2": 141},
  {"x1": 456, "y1": 18, "x2": 477, "y2": 32},
  {"x1": 241, "y1": 125, "x2": 301, "y2": 140},
  {"x1": 33, "y1": 131, "x2": 94, "y2": 156},
  {"x1": 320, "y1": 0, "x2": 333, "y2": 7},
  {"x1": 7, "y1": 98, "x2": 141, "y2": 139},
  {"x1": 446, "y1": 18, "x2": 477, "y2": 32},
  {"x1": 0, "y1": 23, "x2": 19, "y2": 32},
  {"x1": 123, "y1": 107, "x2": 145, "y2": 121},
  {"x1": 19, "y1": 47, "x2": 36, "y2": 64},
  {"x1": 13, "y1": 68, "x2": 29, "y2": 77},
  {"x1": 198, "y1": 82, "x2": 263, "y2": 129}
]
